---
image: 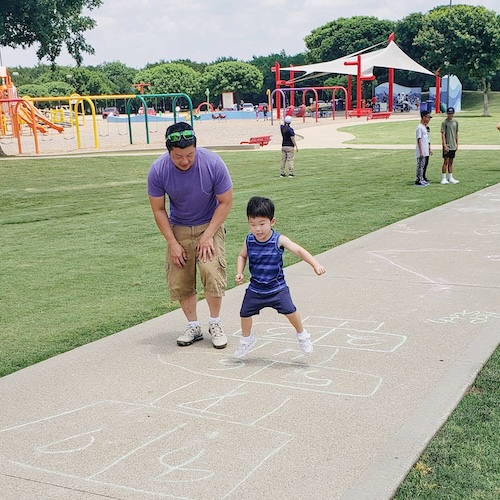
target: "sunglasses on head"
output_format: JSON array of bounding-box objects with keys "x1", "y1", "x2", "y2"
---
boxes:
[{"x1": 166, "y1": 130, "x2": 195, "y2": 142}]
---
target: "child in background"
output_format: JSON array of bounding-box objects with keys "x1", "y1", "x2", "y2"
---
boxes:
[
  {"x1": 415, "y1": 110, "x2": 432, "y2": 186},
  {"x1": 234, "y1": 196, "x2": 326, "y2": 359}
]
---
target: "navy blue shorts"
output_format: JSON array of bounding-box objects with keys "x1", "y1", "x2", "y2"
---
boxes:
[
  {"x1": 442, "y1": 148, "x2": 456, "y2": 159},
  {"x1": 240, "y1": 286, "x2": 297, "y2": 317}
]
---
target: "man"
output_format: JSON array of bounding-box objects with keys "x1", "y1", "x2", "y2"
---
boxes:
[
  {"x1": 440, "y1": 107, "x2": 459, "y2": 184},
  {"x1": 280, "y1": 115, "x2": 298, "y2": 177},
  {"x1": 415, "y1": 110, "x2": 432, "y2": 187},
  {"x1": 147, "y1": 122, "x2": 233, "y2": 348}
]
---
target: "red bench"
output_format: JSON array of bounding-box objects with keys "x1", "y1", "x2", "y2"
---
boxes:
[
  {"x1": 348, "y1": 109, "x2": 372, "y2": 118},
  {"x1": 240, "y1": 135, "x2": 272, "y2": 147},
  {"x1": 367, "y1": 112, "x2": 392, "y2": 120}
]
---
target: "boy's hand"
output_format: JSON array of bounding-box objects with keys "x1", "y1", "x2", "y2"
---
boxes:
[
  {"x1": 235, "y1": 274, "x2": 245, "y2": 285},
  {"x1": 314, "y1": 265, "x2": 326, "y2": 276}
]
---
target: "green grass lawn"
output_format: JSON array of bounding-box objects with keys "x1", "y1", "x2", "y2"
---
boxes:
[{"x1": 1, "y1": 103, "x2": 499, "y2": 497}]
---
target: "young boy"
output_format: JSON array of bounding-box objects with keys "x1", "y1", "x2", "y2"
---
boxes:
[
  {"x1": 415, "y1": 110, "x2": 432, "y2": 186},
  {"x1": 440, "y1": 107, "x2": 459, "y2": 184},
  {"x1": 234, "y1": 196, "x2": 326, "y2": 359}
]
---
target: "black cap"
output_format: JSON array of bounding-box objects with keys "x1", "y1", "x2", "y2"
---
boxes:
[{"x1": 446, "y1": 107, "x2": 455, "y2": 114}]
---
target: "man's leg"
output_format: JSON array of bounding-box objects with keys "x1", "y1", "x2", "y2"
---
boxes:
[
  {"x1": 176, "y1": 294, "x2": 203, "y2": 346},
  {"x1": 280, "y1": 149, "x2": 287, "y2": 176},
  {"x1": 179, "y1": 294, "x2": 198, "y2": 322},
  {"x1": 205, "y1": 294, "x2": 222, "y2": 319}
]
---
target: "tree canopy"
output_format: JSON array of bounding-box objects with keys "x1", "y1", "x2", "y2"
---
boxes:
[
  {"x1": 304, "y1": 16, "x2": 396, "y2": 64},
  {"x1": 414, "y1": 5, "x2": 500, "y2": 114},
  {"x1": 0, "y1": 0, "x2": 102, "y2": 65},
  {"x1": 133, "y1": 63, "x2": 203, "y2": 98},
  {"x1": 202, "y1": 61, "x2": 263, "y2": 103}
]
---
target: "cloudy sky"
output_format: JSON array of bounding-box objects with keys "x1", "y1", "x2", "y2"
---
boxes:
[{"x1": 1, "y1": 1, "x2": 498, "y2": 69}]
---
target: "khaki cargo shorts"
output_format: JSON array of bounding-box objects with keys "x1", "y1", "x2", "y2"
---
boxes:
[{"x1": 166, "y1": 223, "x2": 227, "y2": 301}]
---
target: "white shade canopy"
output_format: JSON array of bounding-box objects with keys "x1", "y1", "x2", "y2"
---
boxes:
[{"x1": 282, "y1": 41, "x2": 434, "y2": 79}]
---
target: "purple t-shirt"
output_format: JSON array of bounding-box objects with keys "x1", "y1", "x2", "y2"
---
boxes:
[{"x1": 147, "y1": 147, "x2": 232, "y2": 226}]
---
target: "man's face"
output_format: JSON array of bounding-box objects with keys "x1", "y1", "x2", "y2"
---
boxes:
[
  {"x1": 447, "y1": 112, "x2": 454, "y2": 120},
  {"x1": 169, "y1": 145, "x2": 196, "y2": 171}
]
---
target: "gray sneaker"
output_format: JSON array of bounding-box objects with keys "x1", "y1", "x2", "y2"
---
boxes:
[
  {"x1": 208, "y1": 322, "x2": 227, "y2": 349},
  {"x1": 177, "y1": 325, "x2": 203, "y2": 346}
]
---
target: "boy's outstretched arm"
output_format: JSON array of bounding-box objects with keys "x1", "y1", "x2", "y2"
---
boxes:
[
  {"x1": 279, "y1": 235, "x2": 326, "y2": 275},
  {"x1": 235, "y1": 241, "x2": 248, "y2": 285}
]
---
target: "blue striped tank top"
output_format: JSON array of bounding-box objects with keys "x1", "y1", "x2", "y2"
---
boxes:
[{"x1": 247, "y1": 230, "x2": 286, "y2": 295}]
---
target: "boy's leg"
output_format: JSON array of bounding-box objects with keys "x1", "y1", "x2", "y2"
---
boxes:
[
  {"x1": 415, "y1": 157, "x2": 425, "y2": 184},
  {"x1": 285, "y1": 311, "x2": 313, "y2": 354},
  {"x1": 234, "y1": 291, "x2": 260, "y2": 358},
  {"x1": 234, "y1": 316, "x2": 257, "y2": 358},
  {"x1": 423, "y1": 156, "x2": 429, "y2": 182},
  {"x1": 447, "y1": 156, "x2": 459, "y2": 183},
  {"x1": 285, "y1": 311, "x2": 303, "y2": 333},
  {"x1": 441, "y1": 157, "x2": 450, "y2": 184},
  {"x1": 241, "y1": 316, "x2": 253, "y2": 337}
]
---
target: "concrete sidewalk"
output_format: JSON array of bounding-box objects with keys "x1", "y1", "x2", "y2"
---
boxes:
[{"x1": 1, "y1": 182, "x2": 499, "y2": 499}]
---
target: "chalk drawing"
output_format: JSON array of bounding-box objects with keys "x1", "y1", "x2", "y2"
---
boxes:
[
  {"x1": 426, "y1": 310, "x2": 500, "y2": 325},
  {"x1": 392, "y1": 223, "x2": 429, "y2": 234},
  {"x1": 37, "y1": 428, "x2": 102, "y2": 454},
  {"x1": 156, "y1": 316, "x2": 406, "y2": 399},
  {"x1": 0, "y1": 314, "x2": 407, "y2": 498},
  {"x1": 473, "y1": 224, "x2": 500, "y2": 236},
  {"x1": 0, "y1": 401, "x2": 292, "y2": 499}
]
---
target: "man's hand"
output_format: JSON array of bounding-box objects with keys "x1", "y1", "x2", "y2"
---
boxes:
[
  {"x1": 170, "y1": 241, "x2": 188, "y2": 268},
  {"x1": 197, "y1": 233, "x2": 215, "y2": 262}
]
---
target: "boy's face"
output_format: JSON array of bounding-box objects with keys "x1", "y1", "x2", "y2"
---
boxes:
[{"x1": 248, "y1": 216, "x2": 275, "y2": 242}]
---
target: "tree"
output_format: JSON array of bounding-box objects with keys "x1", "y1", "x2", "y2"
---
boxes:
[
  {"x1": 17, "y1": 83, "x2": 50, "y2": 98},
  {"x1": 394, "y1": 13, "x2": 433, "y2": 89},
  {"x1": 304, "y1": 16, "x2": 396, "y2": 64},
  {"x1": 98, "y1": 62, "x2": 137, "y2": 95},
  {"x1": 414, "y1": 5, "x2": 500, "y2": 115},
  {"x1": 0, "y1": 0, "x2": 102, "y2": 65},
  {"x1": 202, "y1": 61, "x2": 263, "y2": 106},
  {"x1": 250, "y1": 52, "x2": 306, "y2": 102},
  {"x1": 133, "y1": 63, "x2": 203, "y2": 109}
]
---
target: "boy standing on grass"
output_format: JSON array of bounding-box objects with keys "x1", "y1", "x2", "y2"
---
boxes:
[
  {"x1": 234, "y1": 196, "x2": 326, "y2": 359},
  {"x1": 415, "y1": 110, "x2": 432, "y2": 186},
  {"x1": 440, "y1": 107, "x2": 459, "y2": 184}
]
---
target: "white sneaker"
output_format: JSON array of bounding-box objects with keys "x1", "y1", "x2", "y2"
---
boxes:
[
  {"x1": 440, "y1": 178, "x2": 449, "y2": 184},
  {"x1": 448, "y1": 177, "x2": 459, "y2": 184},
  {"x1": 297, "y1": 331, "x2": 313, "y2": 354},
  {"x1": 177, "y1": 325, "x2": 203, "y2": 346},
  {"x1": 234, "y1": 336, "x2": 257, "y2": 358},
  {"x1": 208, "y1": 322, "x2": 227, "y2": 349}
]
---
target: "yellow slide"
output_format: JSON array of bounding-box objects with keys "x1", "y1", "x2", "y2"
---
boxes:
[{"x1": 17, "y1": 100, "x2": 64, "y2": 134}]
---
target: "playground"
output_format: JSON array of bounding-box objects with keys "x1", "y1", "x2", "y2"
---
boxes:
[{"x1": 1, "y1": 36, "x2": 443, "y2": 157}]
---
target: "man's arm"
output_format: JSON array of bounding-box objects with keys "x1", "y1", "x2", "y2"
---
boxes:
[
  {"x1": 148, "y1": 195, "x2": 187, "y2": 268},
  {"x1": 197, "y1": 187, "x2": 234, "y2": 262}
]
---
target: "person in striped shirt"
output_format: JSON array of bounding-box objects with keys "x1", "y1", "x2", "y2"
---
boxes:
[{"x1": 234, "y1": 196, "x2": 326, "y2": 358}]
